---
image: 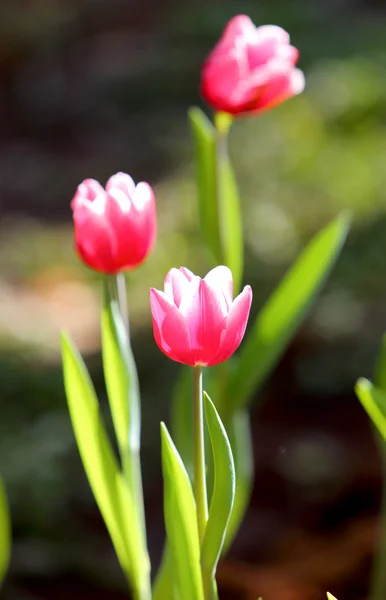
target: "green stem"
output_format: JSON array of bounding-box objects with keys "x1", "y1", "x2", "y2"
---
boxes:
[
  {"x1": 192, "y1": 365, "x2": 208, "y2": 543},
  {"x1": 214, "y1": 111, "x2": 230, "y2": 267},
  {"x1": 116, "y1": 272, "x2": 129, "y2": 335},
  {"x1": 371, "y1": 436, "x2": 386, "y2": 600}
]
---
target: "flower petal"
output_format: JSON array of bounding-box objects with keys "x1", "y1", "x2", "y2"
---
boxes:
[
  {"x1": 204, "y1": 266, "x2": 233, "y2": 308},
  {"x1": 180, "y1": 279, "x2": 228, "y2": 365},
  {"x1": 208, "y1": 285, "x2": 252, "y2": 366},
  {"x1": 255, "y1": 25, "x2": 290, "y2": 45},
  {"x1": 179, "y1": 267, "x2": 195, "y2": 281},
  {"x1": 164, "y1": 268, "x2": 193, "y2": 307},
  {"x1": 71, "y1": 178, "x2": 104, "y2": 210},
  {"x1": 106, "y1": 172, "x2": 136, "y2": 198},
  {"x1": 149, "y1": 288, "x2": 193, "y2": 365},
  {"x1": 200, "y1": 15, "x2": 303, "y2": 116},
  {"x1": 73, "y1": 206, "x2": 118, "y2": 273}
]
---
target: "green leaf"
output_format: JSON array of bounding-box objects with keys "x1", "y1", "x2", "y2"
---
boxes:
[
  {"x1": 202, "y1": 393, "x2": 235, "y2": 581},
  {"x1": 355, "y1": 378, "x2": 386, "y2": 442},
  {"x1": 61, "y1": 332, "x2": 150, "y2": 598},
  {"x1": 189, "y1": 107, "x2": 221, "y2": 264},
  {"x1": 101, "y1": 283, "x2": 147, "y2": 541},
  {"x1": 227, "y1": 214, "x2": 350, "y2": 412},
  {"x1": 216, "y1": 132, "x2": 243, "y2": 294},
  {"x1": 101, "y1": 283, "x2": 140, "y2": 457},
  {"x1": 223, "y1": 410, "x2": 254, "y2": 552},
  {"x1": 326, "y1": 593, "x2": 338, "y2": 600},
  {"x1": 152, "y1": 547, "x2": 176, "y2": 600},
  {"x1": 0, "y1": 474, "x2": 10, "y2": 586},
  {"x1": 161, "y1": 423, "x2": 204, "y2": 600}
]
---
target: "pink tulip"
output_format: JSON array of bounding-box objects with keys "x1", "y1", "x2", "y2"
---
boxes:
[
  {"x1": 71, "y1": 172, "x2": 156, "y2": 274},
  {"x1": 150, "y1": 266, "x2": 252, "y2": 366},
  {"x1": 201, "y1": 14, "x2": 305, "y2": 116}
]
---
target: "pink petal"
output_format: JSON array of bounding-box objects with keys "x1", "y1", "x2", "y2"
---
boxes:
[
  {"x1": 179, "y1": 266, "x2": 195, "y2": 281},
  {"x1": 149, "y1": 289, "x2": 193, "y2": 365},
  {"x1": 249, "y1": 66, "x2": 304, "y2": 113},
  {"x1": 289, "y1": 68, "x2": 306, "y2": 95},
  {"x1": 106, "y1": 184, "x2": 156, "y2": 271},
  {"x1": 255, "y1": 25, "x2": 290, "y2": 45},
  {"x1": 164, "y1": 268, "x2": 193, "y2": 307},
  {"x1": 106, "y1": 172, "x2": 136, "y2": 198},
  {"x1": 200, "y1": 15, "x2": 303, "y2": 116},
  {"x1": 131, "y1": 182, "x2": 153, "y2": 212},
  {"x1": 204, "y1": 266, "x2": 233, "y2": 309},
  {"x1": 106, "y1": 188, "x2": 132, "y2": 216},
  {"x1": 246, "y1": 26, "x2": 291, "y2": 70},
  {"x1": 71, "y1": 178, "x2": 104, "y2": 210},
  {"x1": 73, "y1": 206, "x2": 118, "y2": 273},
  {"x1": 180, "y1": 279, "x2": 228, "y2": 366},
  {"x1": 208, "y1": 285, "x2": 252, "y2": 366},
  {"x1": 221, "y1": 15, "x2": 256, "y2": 45},
  {"x1": 201, "y1": 56, "x2": 252, "y2": 114},
  {"x1": 277, "y1": 44, "x2": 299, "y2": 65}
]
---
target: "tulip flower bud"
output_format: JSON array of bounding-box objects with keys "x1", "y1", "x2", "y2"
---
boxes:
[
  {"x1": 71, "y1": 172, "x2": 156, "y2": 274},
  {"x1": 150, "y1": 266, "x2": 252, "y2": 366},
  {"x1": 201, "y1": 15, "x2": 305, "y2": 116}
]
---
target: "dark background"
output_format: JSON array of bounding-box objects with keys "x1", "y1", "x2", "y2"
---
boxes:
[{"x1": 1, "y1": 0, "x2": 386, "y2": 598}]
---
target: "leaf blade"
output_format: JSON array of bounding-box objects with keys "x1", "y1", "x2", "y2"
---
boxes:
[
  {"x1": 228, "y1": 214, "x2": 350, "y2": 411},
  {"x1": 202, "y1": 393, "x2": 235, "y2": 578},
  {"x1": 101, "y1": 287, "x2": 141, "y2": 456},
  {"x1": 61, "y1": 332, "x2": 149, "y2": 596},
  {"x1": 161, "y1": 423, "x2": 204, "y2": 600},
  {"x1": 355, "y1": 378, "x2": 386, "y2": 442}
]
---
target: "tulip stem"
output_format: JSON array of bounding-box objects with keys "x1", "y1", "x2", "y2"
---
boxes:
[
  {"x1": 192, "y1": 365, "x2": 208, "y2": 545},
  {"x1": 116, "y1": 272, "x2": 129, "y2": 335}
]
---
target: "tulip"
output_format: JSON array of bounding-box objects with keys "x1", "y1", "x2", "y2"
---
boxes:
[
  {"x1": 201, "y1": 14, "x2": 305, "y2": 116},
  {"x1": 71, "y1": 172, "x2": 156, "y2": 274},
  {"x1": 150, "y1": 266, "x2": 252, "y2": 366}
]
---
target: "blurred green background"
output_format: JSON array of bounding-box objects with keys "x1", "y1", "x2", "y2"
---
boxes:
[{"x1": 1, "y1": 0, "x2": 386, "y2": 598}]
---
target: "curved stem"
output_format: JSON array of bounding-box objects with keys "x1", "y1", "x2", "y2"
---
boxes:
[
  {"x1": 116, "y1": 272, "x2": 129, "y2": 335},
  {"x1": 192, "y1": 365, "x2": 208, "y2": 543}
]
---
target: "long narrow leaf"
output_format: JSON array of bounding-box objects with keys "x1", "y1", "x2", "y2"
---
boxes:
[
  {"x1": 61, "y1": 333, "x2": 149, "y2": 597},
  {"x1": 355, "y1": 378, "x2": 386, "y2": 442},
  {"x1": 161, "y1": 423, "x2": 204, "y2": 600},
  {"x1": 101, "y1": 285, "x2": 140, "y2": 457},
  {"x1": 101, "y1": 285, "x2": 147, "y2": 548},
  {"x1": 0, "y1": 474, "x2": 10, "y2": 586},
  {"x1": 228, "y1": 214, "x2": 350, "y2": 411},
  {"x1": 152, "y1": 547, "x2": 176, "y2": 600},
  {"x1": 189, "y1": 107, "x2": 221, "y2": 263},
  {"x1": 202, "y1": 393, "x2": 235, "y2": 580}
]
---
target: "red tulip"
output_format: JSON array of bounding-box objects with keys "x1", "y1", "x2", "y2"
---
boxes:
[
  {"x1": 71, "y1": 172, "x2": 156, "y2": 274},
  {"x1": 150, "y1": 266, "x2": 252, "y2": 366},
  {"x1": 201, "y1": 15, "x2": 305, "y2": 116}
]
